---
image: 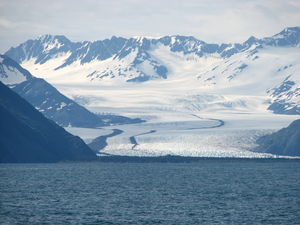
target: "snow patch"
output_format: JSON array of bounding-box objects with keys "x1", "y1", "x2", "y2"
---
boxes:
[
  {"x1": 0, "y1": 65, "x2": 27, "y2": 85},
  {"x1": 57, "y1": 102, "x2": 67, "y2": 110}
]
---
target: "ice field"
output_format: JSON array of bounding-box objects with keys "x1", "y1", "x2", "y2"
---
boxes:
[
  {"x1": 65, "y1": 98, "x2": 298, "y2": 158},
  {"x1": 19, "y1": 40, "x2": 300, "y2": 157}
]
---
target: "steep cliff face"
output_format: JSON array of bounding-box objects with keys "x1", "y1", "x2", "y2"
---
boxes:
[
  {"x1": 255, "y1": 119, "x2": 300, "y2": 156},
  {"x1": 0, "y1": 82, "x2": 97, "y2": 163}
]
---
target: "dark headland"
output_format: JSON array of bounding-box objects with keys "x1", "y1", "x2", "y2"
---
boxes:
[
  {"x1": 0, "y1": 82, "x2": 96, "y2": 163},
  {"x1": 255, "y1": 119, "x2": 300, "y2": 157}
]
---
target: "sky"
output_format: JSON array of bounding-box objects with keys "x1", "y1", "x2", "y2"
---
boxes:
[{"x1": 0, "y1": 0, "x2": 299, "y2": 53}]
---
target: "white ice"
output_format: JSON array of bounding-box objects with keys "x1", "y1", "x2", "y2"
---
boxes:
[{"x1": 18, "y1": 44, "x2": 300, "y2": 158}]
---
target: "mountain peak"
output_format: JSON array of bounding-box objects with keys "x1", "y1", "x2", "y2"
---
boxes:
[
  {"x1": 133, "y1": 35, "x2": 157, "y2": 40},
  {"x1": 245, "y1": 35, "x2": 258, "y2": 42},
  {"x1": 272, "y1": 27, "x2": 300, "y2": 39},
  {"x1": 37, "y1": 34, "x2": 70, "y2": 43},
  {"x1": 4, "y1": 26, "x2": 300, "y2": 83},
  {"x1": 260, "y1": 26, "x2": 300, "y2": 47},
  {"x1": 277, "y1": 26, "x2": 300, "y2": 35}
]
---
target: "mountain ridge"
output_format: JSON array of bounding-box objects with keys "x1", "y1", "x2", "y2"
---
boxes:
[
  {"x1": 3, "y1": 27, "x2": 300, "y2": 115},
  {"x1": 0, "y1": 81, "x2": 96, "y2": 163},
  {"x1": 0, "y1": 55, "x2": 144, "y2": 127},
  {"x1": 5, "y1": 27, "x2": 299, "y2": 68}
]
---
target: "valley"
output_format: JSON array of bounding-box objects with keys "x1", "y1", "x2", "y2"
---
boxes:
[{"x1": 2, "y1": 27, "x2": 300, "y2": 157}]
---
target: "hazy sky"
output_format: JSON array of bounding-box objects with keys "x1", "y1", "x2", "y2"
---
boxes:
[{"x1": 0, "y1": 0, "x2": 299, "y2": 53}]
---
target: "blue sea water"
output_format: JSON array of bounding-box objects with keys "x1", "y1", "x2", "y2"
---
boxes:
[{"x1": 0, "y1": 160, "x2": 299, "y2": 224}]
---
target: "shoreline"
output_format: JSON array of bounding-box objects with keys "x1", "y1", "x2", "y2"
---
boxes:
[{"x1": 93, "y1": 155, "x2": 300, "y2": 163}]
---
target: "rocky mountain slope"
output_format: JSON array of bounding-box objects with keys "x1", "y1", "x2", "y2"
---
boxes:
[
  {"x1": 0, "y1": 55, "x2": 143, "y2": 127},
  {"x1": 0, "y1": 82, "x2": 96, "y2": 163},
  {"x1": 255, "y1": 119, "x2": 300, "y2": 156}
]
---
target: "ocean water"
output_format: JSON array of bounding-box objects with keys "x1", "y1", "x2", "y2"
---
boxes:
[{"x1": 0, "y1": 160, "x2": 299, "y2": 225}]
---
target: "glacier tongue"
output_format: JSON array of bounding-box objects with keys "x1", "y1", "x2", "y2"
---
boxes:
[{"x1": 2, "y1": 28, "x2": 300, "y2": 157}]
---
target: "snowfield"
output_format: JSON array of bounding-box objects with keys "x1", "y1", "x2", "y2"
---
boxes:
[
  {"x1": 7, "y1": 31, "x2": 300, "y2": 158},
  {"x1": 0, "y1": 63, "x2": 27, "y2": 85}
]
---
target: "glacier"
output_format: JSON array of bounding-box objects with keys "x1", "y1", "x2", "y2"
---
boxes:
[{"x1": 3, "y1": 27, "x2": 300, "y2": 157}]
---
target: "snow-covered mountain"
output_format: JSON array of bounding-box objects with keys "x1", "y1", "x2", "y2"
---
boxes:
[
  {"x1": 2, "y1": 28, "x2": 300, "y2": 158},
  {"x1": 3, "y1": 27, "x2": 300, "y2": 115},
  {"x1": 0, "y1": 55, "x2": 143, "y2": 127},
  {"x1": 0, "y1": 54, "x2": 33, "y2": 84}
]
